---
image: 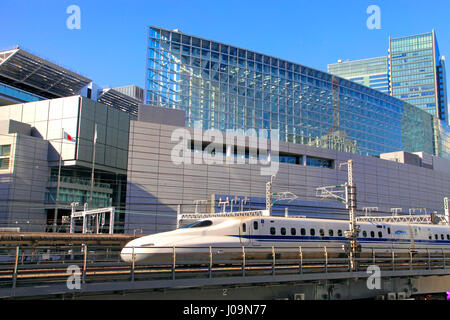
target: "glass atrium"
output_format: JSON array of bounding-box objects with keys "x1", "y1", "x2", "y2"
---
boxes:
[{"x1": 146, "y1": 27, "x2": 448, "y2": 159}]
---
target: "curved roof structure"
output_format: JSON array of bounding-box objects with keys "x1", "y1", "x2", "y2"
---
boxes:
[
  {"x1": 0, "y1": 47, "x2": 91, "y2": 98},
  {"x1": 97, "y1": 88, "x2": 141, "y2": 116}
]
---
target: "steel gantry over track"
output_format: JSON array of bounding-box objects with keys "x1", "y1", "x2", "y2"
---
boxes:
[
  {"x1": 316, "y1": 160, "x2": 360, "y2": 270},
  {"x1": 356, "y1": 197, "x2": 450, "y2": 225},
  {"x1": 69, "y1": 203, "x2": 115, "y2": 234}
]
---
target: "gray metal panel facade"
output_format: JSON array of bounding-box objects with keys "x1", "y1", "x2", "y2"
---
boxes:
[
  {"x1": 0, "y1": 96, "x2": 133, "y2": 172},
  {"x1": 0, "y1": 134, "x2": 48, "y2": 232},
  {"x1": 138, "y1": 104, "x2": 186, "y2": 127},
  {"x1": 125, "y1": 120, "x2": 450, "y2": 234}
]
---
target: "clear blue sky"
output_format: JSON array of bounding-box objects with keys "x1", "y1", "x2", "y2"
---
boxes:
[{"x1": 1, "y1": 0, "x2": 449, "y2": 90}]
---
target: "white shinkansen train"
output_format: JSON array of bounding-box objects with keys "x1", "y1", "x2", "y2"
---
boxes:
[{"x1": 120, "y1": 210, "x2": 450, "y2": 264}]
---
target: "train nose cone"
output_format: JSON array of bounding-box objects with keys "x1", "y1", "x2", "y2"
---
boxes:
[{"x1": 120, "y1": 246, "x2": 134, "y2": 263}]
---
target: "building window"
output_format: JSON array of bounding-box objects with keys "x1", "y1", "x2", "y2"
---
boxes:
[
  {"x1": 306, "y1": 156, "x2": 333, "y2": 168},
  {"x1": 0, "y1": 145, "x2": 11, "y2": 169},
  {"x1": 279, "y1": 155, "x2": 302, "y2": 165}
]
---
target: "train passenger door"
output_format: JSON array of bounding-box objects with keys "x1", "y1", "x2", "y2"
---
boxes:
[
  {"x1": 240, "y1": 221, "x2": 250, "y2": 245},
  {"x1": 251, "y1": 219, "x2": 261, "y2": 246}
]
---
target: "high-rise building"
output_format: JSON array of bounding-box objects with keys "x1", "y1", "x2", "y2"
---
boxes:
[
  {"x1": 146, "y1": 26, "x2": 449, "y2": 159},
  {"x1": 327, "y1": 57, "x2": 389, "y2": 94},
  {"x1": 389, "y1": 30, "x2": 448, "y2": 124}
]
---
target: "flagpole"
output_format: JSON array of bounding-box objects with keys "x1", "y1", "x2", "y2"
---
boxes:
[
  {"x1": 89, "y1": 123, "x2": 97, "y2": 207},
  {"x1": 53, "y1": 128, "x2": 64, "y2": 232}
]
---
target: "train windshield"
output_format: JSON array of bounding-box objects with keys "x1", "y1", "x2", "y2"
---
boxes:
[{"x1": 182, "y1": 220, "x2": 213, "y2": 228}]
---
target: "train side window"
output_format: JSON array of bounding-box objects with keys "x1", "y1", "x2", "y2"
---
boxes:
[
  {"x1": 387, "y1": 228, "x2": 391, "y2": 235},
  {"x1": 435, "y1": 234, "x2": 438, "y2": 240},
  {"x1": 447, "y1": 234, "x2": 450, "y2": 240},
  {"x1": 183, "y1": 220, "x2": 213, "y2": 228},
  {"x1": 270, "y1": 227, "x2": 276, "y2": 235},
  {"x1": 319, "y1": 229, "x2": 325, "y2": 237},
  {"x1": 310, "y1": 228, "x2": 316, "y2": 236},
  {"x1": 378, "y1": 231, "x2": 382, "y2": 238},
  {"x1": 370, "y1": 231, "x2": 375, "y2": 238},
  {"x1": 338, "y1": 230, "x2": 342, "y2": 237},
  {"x1": 301, "y1": 228, "x2": 306, "y2": 236},
  {"x1": 253, "y1": 221, "x2": 258, "y2": 230},
  {"x1": 441, "y1": 234, "x2": 444, "y2": 240},
  {"x1": 291, "y1": 228, "x2": 296, "y2": 236},
  {"x1": 429, "y1": 235, "x2": 432, "y2": 240},
  {"x1": 363, "y1": 231, "x2": 367, "y2": 237},
  {"x1": 242, "y1": 223, "x2": 246, "y2": 233},
  {"x1": 329, "y1": 229, "x2": 334, "y2": 237},
  {"x1": 281, "y1": 227, "x2": 286, "y2": 235}
]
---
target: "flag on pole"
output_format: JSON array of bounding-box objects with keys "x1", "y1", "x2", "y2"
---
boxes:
[{"x1": 64, "y1": 131, "x2": 76, "y2": 142}]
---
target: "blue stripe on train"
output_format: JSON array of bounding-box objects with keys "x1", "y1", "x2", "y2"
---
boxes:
[{"x1": 229, "y1": 234, "x2": 450, "y2": 245}]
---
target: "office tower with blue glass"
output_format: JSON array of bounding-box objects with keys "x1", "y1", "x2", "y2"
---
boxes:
[
  {"x1": 327, "y1": 57, "x2": 389, "y2": 94},
  {"x1": 389, "y1": 30, "x2": 448, "y2": 124}
]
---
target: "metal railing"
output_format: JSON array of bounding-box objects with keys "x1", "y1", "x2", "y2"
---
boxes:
[
  {"x1": 178, "y1": 210, "x2": 270, "y2": 221},
  {"x1": 1, "y1": 244, "x2": 450, "y2": 296},
  {"x1": 356, "y1": 214, "x2": 449, "y2": 225}
]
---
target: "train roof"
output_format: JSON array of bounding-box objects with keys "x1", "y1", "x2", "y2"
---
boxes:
[{"x1": 177, "y1": 210, "x2": 450, "y2": 229}]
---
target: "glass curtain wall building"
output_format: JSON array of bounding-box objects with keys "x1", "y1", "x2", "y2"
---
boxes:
[
  {"x1": 434, "y1": 119, "x2": 450, "y2": 160},
  {"x1": 327, "y1": 57, "x2": 389, "y2": 94},
  {"x1": 146, "y1": 27, "x2": 448, "y2": 159},
  {"x1": 389, "y1": 30, "x2": 448, "y2": 124}
]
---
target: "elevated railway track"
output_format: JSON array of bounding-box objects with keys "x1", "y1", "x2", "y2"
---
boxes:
[
  {"x1": 1, "y1": 243, "x2": 450, "y2": 299},
  {"x1": 0, "y1": 232, "x2": 139, "y2": 246}
]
